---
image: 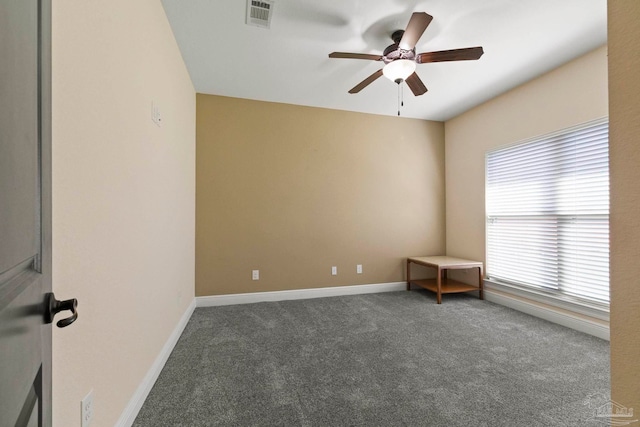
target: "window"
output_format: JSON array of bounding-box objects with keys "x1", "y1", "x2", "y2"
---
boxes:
[{"x1": 485, "y1": 118, "x2": 609, "y2": 308}]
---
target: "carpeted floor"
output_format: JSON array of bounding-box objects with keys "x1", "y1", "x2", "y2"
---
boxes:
[{"x1": 133, "y1": 290, "x2": 610, "y2": 426}]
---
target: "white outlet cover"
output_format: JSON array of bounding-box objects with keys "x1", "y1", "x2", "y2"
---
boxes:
[
  {"x1": 357, "y1": 264, "x2": 363, "y2": 274},
  {"x1": 252, "y1": 270, "x2": 259, "y2": 280},
  {"x1": 331, "y1": 266, "x2": 337, "y2": 275}
]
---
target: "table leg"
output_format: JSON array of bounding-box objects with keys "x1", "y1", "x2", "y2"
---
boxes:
[
  {"x1": 436, "y1": 266, "x2": 442, "y2": 304},
  {"x1": 478, "y1": 266, "x2": 484, "y2": 300},
  {"x1": 406, "y1": 259, "x2": 411, "y2": 291}
]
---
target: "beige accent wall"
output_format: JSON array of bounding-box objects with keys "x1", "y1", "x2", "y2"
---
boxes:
[
  {"x1": 52, "y1": 1, "x2": 195, "y2": 426},
  {"x1": 444, "y1": 45, "x2": 608, "y2": 264},
  {"x1": 609, "y1": 0, "x2": 640, "y2": 413},
  {"x1": 196, "y1": 95, "x2": 445, "y2": 296}
]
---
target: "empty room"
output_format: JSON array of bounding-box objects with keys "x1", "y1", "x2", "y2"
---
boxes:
[{"x1": 2, "y1": 1, "x2": 639, "y2": 426}]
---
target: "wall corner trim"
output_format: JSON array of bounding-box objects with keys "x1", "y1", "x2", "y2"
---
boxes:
[
  {"x1": 115, "y1": 298, "x2": 196, "y2": 427},
  {"x1": 196, "y1": 282, "x2": 407, "y2": 308}
]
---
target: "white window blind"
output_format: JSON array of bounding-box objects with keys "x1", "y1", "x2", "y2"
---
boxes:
[{"x1": 486, "y1": 118, "x2": 609, "y2": 306}]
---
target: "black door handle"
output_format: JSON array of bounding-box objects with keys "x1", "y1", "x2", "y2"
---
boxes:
[{"x1": 45, "y1": 292, "x2": 78, "y2": 328}]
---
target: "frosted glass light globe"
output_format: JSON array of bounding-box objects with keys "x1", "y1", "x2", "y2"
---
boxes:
[{"x1": 382, "y1": 59, "x2": 416, "y2": 82}]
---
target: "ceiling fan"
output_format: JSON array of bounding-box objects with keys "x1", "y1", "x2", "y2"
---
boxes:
[{"x1": 328, "y1": 12, "x2": 484, "y2": 96}]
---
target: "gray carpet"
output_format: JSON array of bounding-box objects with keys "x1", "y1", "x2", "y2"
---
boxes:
[{"x1": 133, "y1": 290, "x2": 610, "y2": 426}]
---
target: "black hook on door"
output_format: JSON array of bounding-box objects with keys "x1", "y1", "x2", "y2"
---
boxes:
[{"x1": 44, "y1": 292, "x2": 78, "y2": 328}]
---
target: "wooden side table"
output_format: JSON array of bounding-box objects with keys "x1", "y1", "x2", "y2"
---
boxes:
[{"x1": 407, "y1": 256, "x2": 484, "y2": 304}]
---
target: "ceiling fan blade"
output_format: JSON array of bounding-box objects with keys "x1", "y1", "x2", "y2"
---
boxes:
[
  {"x1": 348, "y1": 69, "x2": 384, "y2": 94},
  {"x1": 329, "y1": 52, "x2": 383, "y2": 61},
  {"x1": 399, "y1": 12, "x2": 433, "y2": 50},
  {"x1": 405, "y1": 72, "x2": 428, "y2": 96},
  {"x1": 417, "y1": 47, "x2": 484, "y2": 63}
]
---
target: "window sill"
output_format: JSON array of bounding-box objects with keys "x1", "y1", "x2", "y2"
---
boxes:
[{"x1": 484, "y1": 279, "x2": 610, "y2": 322}]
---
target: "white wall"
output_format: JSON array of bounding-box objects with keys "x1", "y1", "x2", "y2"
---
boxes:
[{"x1": 52, "y1": 1, "x2": 195, "y2": 425}]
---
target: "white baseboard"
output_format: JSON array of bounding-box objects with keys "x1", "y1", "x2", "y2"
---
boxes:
[
  {"x1": 484, "y1": 290, "x2": 610, "y2": 341},
  {"x1": 115, "y1": 298, "x2": 196, "y2": 427},
  {"x1": 196, "y1": 282, "x2": 406, "y2": 307}
]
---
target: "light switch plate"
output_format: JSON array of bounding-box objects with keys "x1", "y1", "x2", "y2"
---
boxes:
[
  {"x1": 152, "y1": 101, "x2": 162, "y2": 127},
  {"x1": 81, "y1": 390, "x2": 94, "y2": 427}
]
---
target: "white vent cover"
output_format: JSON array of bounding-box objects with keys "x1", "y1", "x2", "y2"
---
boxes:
[{"x1": 246, "y1": 0, "x2": 274, "y2": 29}]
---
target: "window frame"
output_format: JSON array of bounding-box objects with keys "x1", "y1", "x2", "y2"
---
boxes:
[{"x1": 484, "y1": 117, "x2": 610, "y2": 318}]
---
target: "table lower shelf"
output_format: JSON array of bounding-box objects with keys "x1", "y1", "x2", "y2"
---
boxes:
[{"x1": 409, "y1": 278, "x2": 480, "y2": 294}]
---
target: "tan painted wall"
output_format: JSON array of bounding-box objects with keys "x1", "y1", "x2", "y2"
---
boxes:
[
  {"x1": 608, "y1": 0, "x2": 640, "y2": 413},
  {"x1": 52, "y1": 1, "x2": 195, "y2": 426},
  {"x1": 443, "y1": 47, "x2": 610, "y2": 330},
  {"x1": 444, "y1": 45, "x2": 608, "y2": 263},
  {"x1": 196, "y1": 95, "x2": 445, "y2": 296}
]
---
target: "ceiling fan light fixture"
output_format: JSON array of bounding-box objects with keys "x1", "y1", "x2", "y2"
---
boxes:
[{"x1": 382, "y1": 59, "x2": 416, "y2": 83}]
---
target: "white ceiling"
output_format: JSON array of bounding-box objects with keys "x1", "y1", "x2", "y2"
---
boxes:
[{"x1": 161, "y1": 0, "x2": 607, "y2": 121}]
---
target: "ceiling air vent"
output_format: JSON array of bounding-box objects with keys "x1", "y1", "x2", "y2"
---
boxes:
[{"x1": 246, "y1": 0, "x2": 274, "y2": 29}]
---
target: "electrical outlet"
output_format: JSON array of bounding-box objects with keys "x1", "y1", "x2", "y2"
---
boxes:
[
  {"x1": 252, "y1": 270, "x2": 259, "y2": 280},
  {"x1": 356, "y1": 264, "x2": 363, "y2": 274},
  {"x1": 331, "y1": 266, "x2": 337, "y2": 276},
  {"x1": 81, "y1": 390, "x2": 94, "y2": 427}
]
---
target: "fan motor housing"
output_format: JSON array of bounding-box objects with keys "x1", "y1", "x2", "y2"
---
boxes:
[{"x1": 383, "y1": 30, "x2": 416, "y2": 64}]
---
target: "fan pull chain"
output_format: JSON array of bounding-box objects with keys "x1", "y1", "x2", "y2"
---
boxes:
[{"x1": 396, "y1": 81, "x2": 405, "y2": 116}]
